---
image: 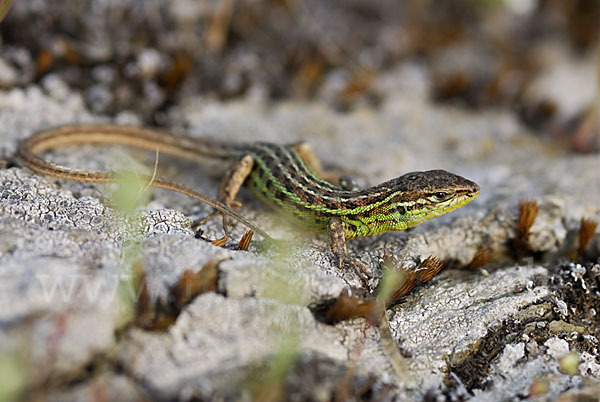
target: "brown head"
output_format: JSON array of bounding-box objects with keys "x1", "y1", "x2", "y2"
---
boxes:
[{"x1": 346, "y1": 170, "x2": 480, "y2": 237}]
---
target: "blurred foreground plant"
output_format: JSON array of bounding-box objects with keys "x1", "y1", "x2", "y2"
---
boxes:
[
  {"x1": 0, "y1": 350, "x2": 25, "y2": 402},
  {"x1": 109, "y1": 154, "x2": 157, "y2": 319},
  {"x1": 0, "y1": 0, "x2": 12, "y2": 23}
]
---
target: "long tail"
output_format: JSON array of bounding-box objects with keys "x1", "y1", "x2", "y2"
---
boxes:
[{"x1": 17, "y1": 125, "x2": 275, "y2": 241}]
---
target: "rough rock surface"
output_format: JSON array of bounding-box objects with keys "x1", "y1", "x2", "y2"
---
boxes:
[{"x1": 1, "y1": 62, "x2": 599, "y2": 401}]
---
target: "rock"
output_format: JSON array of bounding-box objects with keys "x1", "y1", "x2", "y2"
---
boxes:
[{"x1": 0, "y1": 69, "x2": 598, "y2": 400}]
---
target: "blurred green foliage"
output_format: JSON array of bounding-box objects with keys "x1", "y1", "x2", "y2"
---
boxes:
[
  {"x1": 0, "y1": 0, "x2": 12, "y2": 23},
  {"x1": 0, "y1": 351, "x2": 25, "y2": 402}
]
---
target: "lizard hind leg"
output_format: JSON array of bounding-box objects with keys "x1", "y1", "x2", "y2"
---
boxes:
[
  {"x1": 291, "y1": 142, "x2": 362, "y2": 191},
  {"x1": 193, "y1": 154, "x2": 254, "y2": 234},
  {"x1": 291, "y1": 142, "x2": 326, "y2": 178}
]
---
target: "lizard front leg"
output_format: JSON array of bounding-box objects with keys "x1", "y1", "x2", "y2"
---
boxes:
[
  {"x1": 327, "y1": 217, "x2": 348, "y2": 269},
  {"x1": 328, "y1": 217, "x2": 370, "y2": 285}
]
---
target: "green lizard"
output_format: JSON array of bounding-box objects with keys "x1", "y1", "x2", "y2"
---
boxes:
[{"x1": 18, "y1": 124, "x2": 480, "y2": 268}]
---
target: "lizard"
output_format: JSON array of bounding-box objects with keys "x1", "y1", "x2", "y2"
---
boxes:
[{"x1": 16, "y1": 124, "x2": 480, "y2": 269}]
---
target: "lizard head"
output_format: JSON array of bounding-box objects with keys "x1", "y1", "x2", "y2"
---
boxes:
[
  {"x1": 345, "y1": 170, "x2": 480, "y2": 238},
  {"x1": 385, "y1": 169, "x2": 480, "y2": 230}
]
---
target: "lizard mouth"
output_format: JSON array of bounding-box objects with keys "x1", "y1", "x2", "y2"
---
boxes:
[{"x1": 465, "y1": 184, "x2": 481, "y2": 198}]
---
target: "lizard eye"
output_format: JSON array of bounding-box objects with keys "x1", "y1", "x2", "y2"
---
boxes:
[{"x1": 433, "y1": 192, "x2": 449, "y2": 200}]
